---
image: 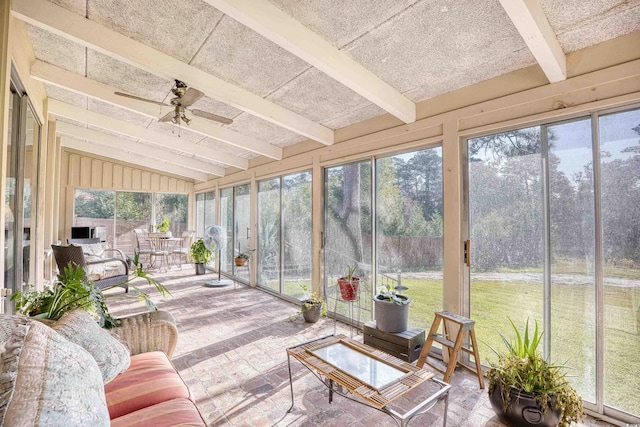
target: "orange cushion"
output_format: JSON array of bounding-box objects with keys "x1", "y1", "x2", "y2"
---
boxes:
[
  {"x1": 105, "y1": 351, "x2": 191, "y2": 419},
  {"x1": 110, "y1": 398, "x2": 205, "y2": 427}
]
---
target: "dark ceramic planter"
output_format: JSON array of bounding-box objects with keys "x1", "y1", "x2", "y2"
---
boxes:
[
  {"x1": 489, "y1": 386, "x2": 560, "y2": 427},
  {"x1": 302, "y1": 302, "x2": 323, "y2": 323},
  {"x1": 195, "y1": 263, "x2": 206, "y2": 275}
]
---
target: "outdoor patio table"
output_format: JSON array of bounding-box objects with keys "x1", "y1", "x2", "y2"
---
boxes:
[{"x1": 287, "y1": 334, "x2": 451, "y2": 426}]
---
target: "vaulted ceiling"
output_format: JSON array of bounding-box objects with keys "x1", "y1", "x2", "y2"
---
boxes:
[{"x1": 11, "y1": 0, "x2": 640, "y2": 182}]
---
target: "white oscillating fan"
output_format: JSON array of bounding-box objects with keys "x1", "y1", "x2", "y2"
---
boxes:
[{"x1": 203, "y1": 225, "x2": 234, "y2": 287}]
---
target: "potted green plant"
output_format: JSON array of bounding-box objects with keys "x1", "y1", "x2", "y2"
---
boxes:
[
  {"x1": 234, "y1": 252, "x2": 250, "y2": 267},
  {"x1": 155, "y1": 217, "x2": 170, "y2": 233},
  {"x1": 487, "y1": 318, "x2": 583, "y2": 427},
  {"x1": 297, "y1": 284, "x2": 327, "y2": 323},
  {"x1": 11, "y1": 254, "x2": 169, "y2": 329},
  {"x1": 190, "y1": 238, "x2": 211, "y2": 275},
  {"x1": 337, "y1": 264, "x2": 360, "y2": 301},
  {"x1": 373, "y1": 283, "x2": 411, "y2": 333}
]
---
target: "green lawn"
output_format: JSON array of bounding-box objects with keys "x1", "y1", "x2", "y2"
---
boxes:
[
  {"x1": 404, "y1": 277, "x2": 639, "y2": 416},
  {"x1": 257, "y1": 271, "x2": 640, "y2": 415}
]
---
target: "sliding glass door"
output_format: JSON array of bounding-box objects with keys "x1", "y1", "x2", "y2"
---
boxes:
[
  {"x1": 599, "y1": 109, "x2": 640, "y2": 416},
  {"x1": 256, "y1": 172, "x2": 312, "y2": 297},
  {"x1": 466, "y1": 107, "x2": 640, "y2": 420},
  {"x1": 324, "y1": 147, "x2": 444, "y2": 325}
]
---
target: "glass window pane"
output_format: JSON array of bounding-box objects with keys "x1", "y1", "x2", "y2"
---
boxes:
[
  {"x1": 282, "y1": 172, "x2": 312, "y2": 298},
  {"x1": 258, "y1": 178, "x2": 280, "y2": 292},
  {"x1": 375, "y1": 148, "x2": 443, "y2": 328},
  {"x1": 547, "y1": 118, "x2": 596, "y2": 403},
  {"x1": 468, "y1": 127, "x2": 544, "y2": 363},
  {"x1": 74, "y1": 189, "x2": 116, "y2": 249},
  {"x1": 599, "y1": 108, "x2": 640, "y2": 416},
  {"x1": 233, "y1": 184, "x2": 250, "y2": 282},
  {"x1": 154, "y1": 193, "x2": 188, "y2": 236},
  {"x1": 23, "y1": 106, "x2": 41, "y2": 285},
  {"x1": 4, "y1": 89, "x2": 20, "y2": 300},
  {"x1": 196, "y1": 193, "x2": 205, "y2": 237},
  {"x1": 115, "y1": 192, "x2": 151, "y2": 256},
  {"x1": 325, "y1": 162, "x2": 372, "y2": 320},
  {"x1": 220, "y1": 188, "x2": 233, "y2": 273}
]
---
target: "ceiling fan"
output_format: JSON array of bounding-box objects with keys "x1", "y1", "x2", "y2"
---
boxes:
[{"x1": 114, "y1": 79, "x2": 233, "y2": 126}]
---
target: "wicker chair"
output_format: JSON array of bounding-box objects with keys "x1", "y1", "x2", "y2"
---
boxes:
[{"x1": 51, "y1": 244, "x2": 129, "y2": 292}]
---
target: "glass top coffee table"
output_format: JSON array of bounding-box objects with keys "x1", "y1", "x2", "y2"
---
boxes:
[{"x1": 287, "y1": 334, "x2": 450, "y2": 426}]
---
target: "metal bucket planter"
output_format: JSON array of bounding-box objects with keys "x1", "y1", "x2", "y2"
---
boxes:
[
  {"x1": 302, "y1": 302, "x2": 323, "y2": 323},
  {"x1": 373, "y1": 294, "x2": 411, "y2": 333},
  {"x1": 338, "y1": 277, "x2": 360, "y2": 301},
  {"x1": 195, "y1": 263, "x2": 206, "y2": 275},
  {"x1": 489, "y1": 386, "x2": 560, "y2": 427}
]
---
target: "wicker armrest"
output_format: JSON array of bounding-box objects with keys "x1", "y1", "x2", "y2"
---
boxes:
[{"x1": 110, "y1": 310, "x2": 178, "y2": 358}]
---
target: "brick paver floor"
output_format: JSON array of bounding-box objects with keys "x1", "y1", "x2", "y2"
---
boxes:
[{"x1": 107, "y1": 267, "x2": 615, "y2": 427}]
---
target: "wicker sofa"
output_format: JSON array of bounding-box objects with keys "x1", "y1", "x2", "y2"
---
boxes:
[{"x1": 0, "y1": 310, "x2": 206, "y2": 426}]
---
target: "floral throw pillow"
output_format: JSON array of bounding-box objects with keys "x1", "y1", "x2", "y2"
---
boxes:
[
  {"x1": 0, "y1": 315, "x2": 110, "y2": 426},
  {"x1": 52, "y1": 309, "x2": 130, "y2": 383}
]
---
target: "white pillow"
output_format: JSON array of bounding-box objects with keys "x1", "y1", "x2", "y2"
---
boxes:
[
  {"x1": 52, "y1": 309, "x2": 130, "y2": 383},
  {"x1": 0, "y1": 315, "x2": 110, "y2": 426}
]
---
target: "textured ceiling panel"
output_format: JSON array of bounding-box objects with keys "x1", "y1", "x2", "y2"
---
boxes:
[
  {"x1": 343, "y1": 0, "x2": 534, "y2": 99},
  {"x1": 270, "y1": 0, "x2": 420, "y2": 48},
  {"x1": 550, "y1": 4, "x2": 640, "y2": 53},
  {"x1": 540, "y1": 0, "x2": 640, "y2": 32},
  {"x1": 190, "y1": 16, "x2": 310, "y2": 97},
  {"x1": 323, "y1": 103, "x2": 387, "y2": 130},
  {"x1": 198, "y1": 137, "x2": 254, "y2": 158},
  {"x1": 190, "y1": 95, "x2": 244, "y2": 121},
  {"x1": 268, "y1": 68, "x2": 384, "y2": 126},
  {"x1": 87, "y1": 99, "x2": 153, "y2": 127},
  {"x1": 44, "y1": 84, "x2": 88, "y2": 108},
  {"x1": 48, "y1": 0, "x2": 86, "y2": 16},
  {"x1": 226, "y1": 113, "x2": 305, "y2": 147},
  {"x1": 146, "y1": 121, "x2": 207, "y2": 144},
  {"x1": 405, "y1": 48, "x2": 535, "y2": 101},
  {"x1": 86, "y1": 50, "x2": 174, "y2": 102},
  {"x1": 86, "y1": 0, "x2": 223, "y2": 63},
  {"x1": 25, "y1": 25, "x2": 86, "y2": 75}
]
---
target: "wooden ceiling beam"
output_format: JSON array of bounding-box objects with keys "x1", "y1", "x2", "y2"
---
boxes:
[
  {"x1": 56, "y1": 122, "x2": 225, "y2": 177},
  {"x1": 31, "y1": 61, "x2": 283, "y2": 160},
  {"x1": 48, "y1": 99, "x2": 246, "y2": 170},
  {"x1": 12, "y1": 0, "x2": 334, "y2": 145},
  {"x1": 498, "y1": 0, "x2": 566, "y2": 83},
  {"x1": 60, "y1": 135, "x2": 210, "y2": 182},
  {"x1": 206, "y1": 0, "x2": 416, "y2": 123}
]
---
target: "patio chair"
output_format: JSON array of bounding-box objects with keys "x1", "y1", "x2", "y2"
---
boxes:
[
  {"x1": 133, "y1": 228, "x2": 153, "y2": 267},
  {"x1": 52, "y1": 244, "x2": 129, "y2": 292},
  {"x1": 172, "y1": 230, "x2": 195, "y2": 268}
]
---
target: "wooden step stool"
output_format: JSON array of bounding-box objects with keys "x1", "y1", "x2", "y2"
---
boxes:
[{"x1": 416, "y1": 311, "x2": 484, "y2": 388}]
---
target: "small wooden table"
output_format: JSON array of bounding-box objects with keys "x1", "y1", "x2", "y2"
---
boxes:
[{"x1": 287, "y1": 334, "x2": 450, "y2": 426}]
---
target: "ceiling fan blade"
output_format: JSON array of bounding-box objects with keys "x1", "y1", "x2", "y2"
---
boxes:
[
  {"x1": 191, "y1": 109, "x2": 233, "y2": 125},
  {"x1": 158, "y1": 111, "x2": 175, "y2": 123},
  {"x1": 114, "y1": 92, "x2": 168, "y2": 106},
  {"x1": 179, "y1": 88, "x2": 204, "y2": 107}
]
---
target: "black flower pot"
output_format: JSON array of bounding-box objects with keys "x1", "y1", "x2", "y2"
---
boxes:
[
  {"x1": 489, "y1": 386, "x2": 560, "y2": 427},
  {"x1": 302, "y1": 302, "x2": 322, "y2": 323}
]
